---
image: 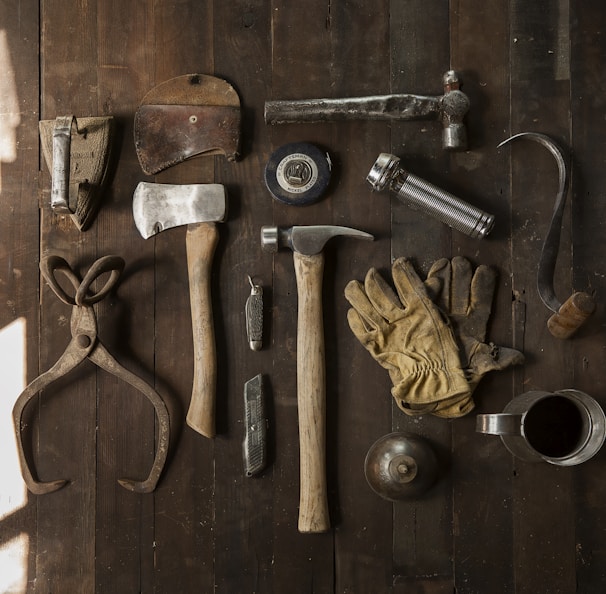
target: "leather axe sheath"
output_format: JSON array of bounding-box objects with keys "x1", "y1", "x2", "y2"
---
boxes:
[{"x1": 134, "y1": 74, "x2": 241, "y2": 175}]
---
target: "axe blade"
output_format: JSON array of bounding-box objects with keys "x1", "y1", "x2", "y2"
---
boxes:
[{"x1": 132, "y1": 182, "x2": 227, "y2": 239}]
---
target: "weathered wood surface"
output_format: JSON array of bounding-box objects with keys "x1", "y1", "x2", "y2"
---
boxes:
[{"x1": 1, "y1": 1, "x2": 605, "y2": 592}]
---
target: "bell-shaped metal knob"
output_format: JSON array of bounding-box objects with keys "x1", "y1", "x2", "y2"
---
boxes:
[{"x1": 364, "y1": 432, "x2": 439, "y2": 501}]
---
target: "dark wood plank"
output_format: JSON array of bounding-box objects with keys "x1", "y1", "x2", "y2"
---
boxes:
[
  {"x1": 389, "y1": 0, "x2": 453, "y2": 586},
  {"x1": 0, "y1": 1, "x2": 41, "y2": 591},
  {"x1": 267, "y1": 2, "x2": 340, "y2": 592},
  {"x1": 36, "y1": 1, "x2": 102, "y2": 591},
  {"x1": 316, "y1": 2, "x2": 395, "y2": 592},
  {"x1": 136, "y1": 2, "x2": 217, "y2": 592},
  {"x1": 211, "y1": 1, "x2": 276, "y2": 592},
  {"x1": 508, "y1": 2, "x2": 576, "y2": 593},
  {"x1": 92, "y1": 1, "x2": 160, "y2": 591},
  {"x1": 449, "y1": 1, "x2": 517, "y2": 593},
  {"x1": 394, "y1": 575, "x2": 456, "y2": 594},
  {"x1": 5, "y1": 2, "x2": 606, "y2": 593},
  {"x1": 570, "y1": 2, "x2": 606, "y2": 591}
]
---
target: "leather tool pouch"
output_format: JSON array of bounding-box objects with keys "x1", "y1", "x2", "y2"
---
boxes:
[
  {"x1": 133, "y1": 73, "x2": 241, "y2": 175},
  {"x1": 134, "y1": 104, "x2": 240, "y2": 175}
]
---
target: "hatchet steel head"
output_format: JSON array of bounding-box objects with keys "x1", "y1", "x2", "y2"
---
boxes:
[
  {"x1": 133, "y1": 181, "x2": 227, "y2": 239},
  {"x1": 260, "y1": 224, "x2": 374, "y2": 255}
]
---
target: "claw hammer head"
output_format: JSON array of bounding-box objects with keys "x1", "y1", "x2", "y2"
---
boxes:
[{"x1": 261, "y1": 224, "x2": 374, "y2": 255}]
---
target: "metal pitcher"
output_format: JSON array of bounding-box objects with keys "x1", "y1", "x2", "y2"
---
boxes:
[{"x1": 476, "y1": 389, "x2": 606, "y2": 466}]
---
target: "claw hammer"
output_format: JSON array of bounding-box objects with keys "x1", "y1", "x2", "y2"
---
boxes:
[{"x1": 262, "y1": 225, "x2": 374, "y2": 532}]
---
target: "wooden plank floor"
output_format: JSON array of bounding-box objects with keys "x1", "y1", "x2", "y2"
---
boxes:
[{"x1": 1, "y1": 1, "x2": 605, "y2": 592}]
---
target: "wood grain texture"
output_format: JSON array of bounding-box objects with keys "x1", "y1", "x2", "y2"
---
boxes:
[
  {"x1": 2, "y1": 1, "x2": 606, "y2": 592},
  {"x1": 267, "y1": 0, "x2": 336, "y2": 589},
  {"x1": 185, "y1": 222, "x2": 219, "y2": 438},
  {"x1": 211, "y1": 2, "x2": 276, "y2": 591},
  {"x1": 293, "y1": 251, "x2": 329, "y2": 533},
  {"x1": 37, "y1": 0, "x2": 101, "y2": 591},
  {"x1": 0, "y1": 1, "x2": 40, "y2": 591},
  {"x1": 450, "y1": 1, "x2": 516, "y2": 593},
  {"x1": 389, "y1": 0, "x2": 453, "y2": 585},
  {"x1": 509, "y1": 1, "x2": 576, "y2": 592},
  {"x1": 569, "y1": 2, "x2": 606, "y2": 592}
]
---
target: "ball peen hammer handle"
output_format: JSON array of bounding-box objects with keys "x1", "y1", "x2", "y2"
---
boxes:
[
  {"x1": 293, "y1": 250, "x2": 330, "y2": 533},
  {"x1": 185, "y1": 222, "x2": 219, "y2": 438}
]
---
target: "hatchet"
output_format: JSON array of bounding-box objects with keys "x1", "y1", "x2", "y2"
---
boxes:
[{"x1": 133, "y1": 181, "x2": 227, "y2": 438}]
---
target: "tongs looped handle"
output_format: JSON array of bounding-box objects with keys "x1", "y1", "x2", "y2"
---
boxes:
[{"x1": 41, "y1": 255, "x2": 125, "y2": 306}]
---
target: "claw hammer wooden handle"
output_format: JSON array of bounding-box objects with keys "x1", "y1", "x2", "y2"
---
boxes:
[
  {"x1": 185, "y1": 222, "x2": 219, "y2": 438},
  {"x1": 294, "y1": 250, "x2": 330, "y2": 533}
]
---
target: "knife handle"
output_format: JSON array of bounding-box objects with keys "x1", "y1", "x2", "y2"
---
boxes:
[
  {"x1": 185, "y1": 222, "x2": 218, "y2": 438},
  {"x1": 245, "y1": 276, "x2": 264, "y2": 351},
  {"x1": 243, "y1": 374, "x2": 268, "y2": 476}
]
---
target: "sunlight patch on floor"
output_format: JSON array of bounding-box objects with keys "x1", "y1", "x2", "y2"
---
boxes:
[
  {"x1": 0, "y1": 318, "x2": 29, "y2": 593},
  {"x1": 0, "y1": 28, "x2": 21, "y2": 193}
]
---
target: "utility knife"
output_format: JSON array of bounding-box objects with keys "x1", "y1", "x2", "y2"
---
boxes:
[{"x1": 243, "y1": 374, "x2": 268, "y2": 477}]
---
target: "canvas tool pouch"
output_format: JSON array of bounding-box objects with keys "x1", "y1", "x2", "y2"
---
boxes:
[{"x1": 39, "y1": 115, "x2": 114, "y2": 232}]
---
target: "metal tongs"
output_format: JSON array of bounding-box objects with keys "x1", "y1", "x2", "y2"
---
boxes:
[{"x1": 12, "y1": 255, "x2": 170, "y2": 494}]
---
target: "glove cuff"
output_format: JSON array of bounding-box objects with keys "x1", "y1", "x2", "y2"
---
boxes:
[{"x1": 391, "y1": 363, "x2": 471, "y2": 412}]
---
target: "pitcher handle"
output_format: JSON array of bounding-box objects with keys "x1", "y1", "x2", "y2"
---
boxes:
[{"x1": 476, "y1": 413, "x2": 524, "y2": 436}]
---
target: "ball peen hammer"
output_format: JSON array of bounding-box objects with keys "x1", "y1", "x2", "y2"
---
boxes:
[
  {"x1": 264, "y1": 71, "x2": 470, "y2": 151},
  {"x1": 261, "y1": 224, "x2": 374, "y2": 532},
  {"x1": 133, "y1": 181, "x2": 227, "y2": 438}
]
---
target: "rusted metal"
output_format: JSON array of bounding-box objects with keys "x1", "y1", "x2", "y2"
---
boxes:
[
  {"x1": 265, "y1": 70, "x2": 470, "y2": 151},
  {"x1": 13, "y1": 255, "x2": 170, "y2": 495}
]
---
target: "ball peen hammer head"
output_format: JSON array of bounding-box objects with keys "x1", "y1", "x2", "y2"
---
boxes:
[
  {"x1": 440, "y1": 70, "x2": 470, "y2": 151},
  {"x1": 261, "y1": 224, "x2": 374, "y2": 255}
]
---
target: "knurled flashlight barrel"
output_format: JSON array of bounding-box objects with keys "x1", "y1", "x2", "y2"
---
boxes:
[{"x1": 367, "y1": 153, "x2": 495, "y2": 239}]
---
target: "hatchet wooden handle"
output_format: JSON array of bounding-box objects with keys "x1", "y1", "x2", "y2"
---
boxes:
[
  {"x1": 293, "y1": 250, "x2": 330, "y2": 533},
  {"x1": 185, "y1": 222, "x2": 218, "y2": 438}
]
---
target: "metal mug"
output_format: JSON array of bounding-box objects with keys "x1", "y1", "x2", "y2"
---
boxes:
[{"x1": 476, "y1": 389, "x2": 606, "y2": 465}]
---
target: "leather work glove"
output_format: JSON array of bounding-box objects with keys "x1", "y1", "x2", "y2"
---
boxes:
[
  {"x1": 344, "y1": 257, "x2": 472, "y2": 418},
  {"x1": 424, "y1": 256, "x2": 524, "y2": 402}
]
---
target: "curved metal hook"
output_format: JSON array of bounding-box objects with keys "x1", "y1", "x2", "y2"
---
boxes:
[
  {"x1": 499, "y1": 131, "x2": 595, "y2": 338},
  {"x1": 498, "y1": 132, "x2": 567, "y2": 314}
]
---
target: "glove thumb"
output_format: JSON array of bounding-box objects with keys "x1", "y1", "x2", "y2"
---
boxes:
[{"x1": 467, "y1": 342, "x2": 524, "y2": 387}]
